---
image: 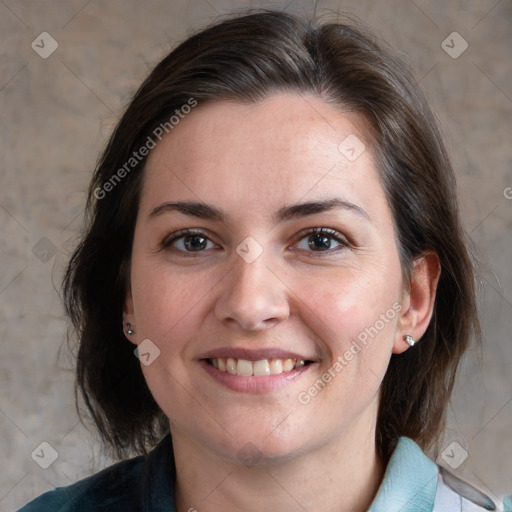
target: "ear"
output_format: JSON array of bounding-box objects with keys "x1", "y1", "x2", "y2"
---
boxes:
[
  {"x1": 393, "y1": 252, "x2": 441, "y2": 354},
  {"x1": 123, "y1": 287, "x2": 137, "y2": 345}
]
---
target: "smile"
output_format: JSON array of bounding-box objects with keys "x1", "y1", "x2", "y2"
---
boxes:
[{"x1": 206, "y1": 357, "x2": 308, "y2": 376}]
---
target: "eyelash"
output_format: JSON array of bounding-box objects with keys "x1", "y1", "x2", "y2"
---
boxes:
[
  {"x1": 292, "y1": 227, "x2": 352, "y2": 255},
  {"x1": 160, "y1": 227, "x2": 352, "y2": 256}
]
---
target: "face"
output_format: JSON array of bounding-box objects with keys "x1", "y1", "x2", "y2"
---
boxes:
[{"x1": 125, "y1": 94, "x2": 408, "y2": 463}]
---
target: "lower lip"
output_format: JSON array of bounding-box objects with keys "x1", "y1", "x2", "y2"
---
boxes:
[{"x1": 199, "y1": 359, "x2": 313, "y2": 393}]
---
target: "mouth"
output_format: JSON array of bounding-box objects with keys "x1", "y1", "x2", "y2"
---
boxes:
[
  {"x1": 198, "y1": 347, "x2": 317, "y2": 393},
  {"x1": 205, "y1": 357, "x2": 313, "y2": 377}
]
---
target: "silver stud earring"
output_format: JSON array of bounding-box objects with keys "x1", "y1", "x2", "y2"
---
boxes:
[
  {"x1": 126, "y1": 323, "x2": 134, "y2": 336},
  {"x1": 403, "y1": 334, "x2": 415, "y2": 347}
]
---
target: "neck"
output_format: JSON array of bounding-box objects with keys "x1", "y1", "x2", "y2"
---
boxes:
[{"x1": 172, "y1": 415, "x2": 384, "y2": 512}]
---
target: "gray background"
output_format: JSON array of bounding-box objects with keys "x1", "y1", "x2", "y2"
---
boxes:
[{"x1": 1, "y1": 0, "x2": 511, "y2": 510}]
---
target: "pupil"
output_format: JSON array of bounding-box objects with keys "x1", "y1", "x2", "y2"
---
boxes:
[
  {"x1": 309, "y1": 234, "x2": 331, "y2": 251},
  {"x1": 185, "y1": 236, "x2": 207, "y2": 251}
]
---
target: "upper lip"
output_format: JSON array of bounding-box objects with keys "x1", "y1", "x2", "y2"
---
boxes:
[{"x1": 198, "y1": 347, "x2": 317, "y2": 362}]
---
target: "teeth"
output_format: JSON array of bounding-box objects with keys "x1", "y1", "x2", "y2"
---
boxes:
[
  {"x1": 226, "y1": 358, "x2": 237, "y2": 375},
  {"x1": 253, "y1": 360, "x2": 271, "y2": 376},
  {"x1": 282, "y1": 359, "x2": 295, "y2": 372},
  {"x1": 236, "y1": 359, "x2": 253, "y2": 376},
  {"x1": 269, "y1": 359, "x2": 283, "y2": 374},
  {"x1": 208, "y1": 357, "x2": 306, "y2": 376}
]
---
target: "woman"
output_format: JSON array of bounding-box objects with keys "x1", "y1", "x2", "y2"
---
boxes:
[{"x1": 18, "y1": 10, "x2": 511, "y2": 512}]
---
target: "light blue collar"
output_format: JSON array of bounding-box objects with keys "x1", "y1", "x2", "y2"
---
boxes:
[{"x1": 368, "y1": 437, "x2": 439, "y2": 512}]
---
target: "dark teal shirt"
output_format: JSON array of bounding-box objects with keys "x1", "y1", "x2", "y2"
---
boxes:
[
  {"x1": 19, "y1": 435, "x2": 175, "y2": 512},
  {"x1": 18, "y1": 435, "x2": 508, "y2": 511}
]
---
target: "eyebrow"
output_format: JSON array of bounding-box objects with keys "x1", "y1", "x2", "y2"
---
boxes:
[
  {"x1": 147, "y1": 198, "x2": 370, "y2": 223},
  {"x1": 275, "y1": 198, "x2": 370, "y2": 222}
]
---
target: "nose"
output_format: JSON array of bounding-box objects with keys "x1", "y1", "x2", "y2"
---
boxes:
[{"x1": 214, "y1": 252, "x2": 290, "y2": 332}]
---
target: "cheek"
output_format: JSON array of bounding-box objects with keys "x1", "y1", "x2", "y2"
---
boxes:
[
  {"x1": 301, "y1": 267, "x2": 397, "y2": 331},
  {"x1": 294, "y1": 267, "x2": 400, "y2": 374},
  {"x1": 131, "y1": 257, "x2": 206, "y2": 344},
  {"x1": 292, "y1": 273, "x2": 400, "y2": 425},
  {"x1": 132, "y1": 263, "x2": 212, "y2": 418}
]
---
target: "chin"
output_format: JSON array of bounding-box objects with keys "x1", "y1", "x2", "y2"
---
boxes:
[{"x1": 208, "y1": 423, "x2": 313, "y2": 467}]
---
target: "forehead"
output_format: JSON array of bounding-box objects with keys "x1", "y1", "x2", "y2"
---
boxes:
[{"x1": 141, "y1": 94, "x2": 386, "y2": 218}]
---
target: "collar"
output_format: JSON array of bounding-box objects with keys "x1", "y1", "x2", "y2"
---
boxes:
[
  {"x1": 142, "y1": 435, "x2": 439, "y2": 512},
  {"x1": 368, "y1": 437, "x2": 439, "y2": 512},
  {"x1": 139, "y1": 434, "x2": 176, "y2": 512}
]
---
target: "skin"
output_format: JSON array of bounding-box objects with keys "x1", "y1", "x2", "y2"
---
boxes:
[{"x1": 124, "y1": 94, "x2": 440, "y2": 512}]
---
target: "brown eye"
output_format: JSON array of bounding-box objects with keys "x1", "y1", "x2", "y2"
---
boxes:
[
  {"x1": 293, "y1": 228, "x2": 349, "y2": 254},
  {"x1": 183, "y1": 235, "x2": 208, "y2": 251},
  {"x1": 162, "y1": 229, "x2": 218, "y2": 253},
  {"x1": 308, "y1": 233, "x2": 332, "y2": 251}
]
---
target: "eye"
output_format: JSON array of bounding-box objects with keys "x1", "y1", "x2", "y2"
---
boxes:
[
  {"x1": 162, "y1": 229, "x2": 219, "y2": 253},
  {"x1": 293, "y1": 228, "x2": 350, "y2": 253}
]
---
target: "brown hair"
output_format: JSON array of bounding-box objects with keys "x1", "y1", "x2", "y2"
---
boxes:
[{"x1": 64, "y1": 9, "x2": 479, "y2": 460}]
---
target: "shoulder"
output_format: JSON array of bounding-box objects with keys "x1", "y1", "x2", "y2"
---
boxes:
[
  {"x1": 17, "y1": 455, "x2": 146, "y2": 512},
  {"x1": 434, "y1": 465, "x2": 511, "y2": 512},
  {"x1": 371, "y1": 437, "x2": 510, "y2": 512},
  {"x1": 17, "y1": 435, "x2": 175, "y2": 512}
]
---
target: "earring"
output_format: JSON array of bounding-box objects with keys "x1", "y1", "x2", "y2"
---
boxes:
[
  {"x1": 403, "y1": 334, "x2": 415, "y2": 347},
  {"x1": 126, "y1": 323, "x2": 134, "y2": 336}
]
